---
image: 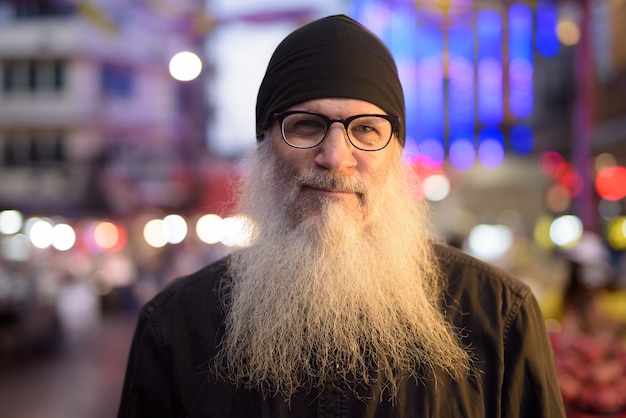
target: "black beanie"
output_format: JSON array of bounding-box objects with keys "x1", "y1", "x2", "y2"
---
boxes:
[{"x1": 255, "y1": 14, "x2": 406, "y2": 146}]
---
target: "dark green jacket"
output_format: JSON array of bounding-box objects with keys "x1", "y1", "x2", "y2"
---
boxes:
[{"x1": 118, "y1": 244, "x2": 566, "y2": 418}]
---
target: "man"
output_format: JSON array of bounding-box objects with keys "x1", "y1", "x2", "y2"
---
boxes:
[{"x1": 118, "y1": 15, "x2": 566, "y2": 417}]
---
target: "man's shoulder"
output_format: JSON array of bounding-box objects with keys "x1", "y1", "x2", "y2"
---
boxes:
[
  {"x1": 433, "y1": 242, "x2": 530, "y2": 300},
  {"x1": 433, "y1": 242, "x2": 538, "y2": 339},
  {"x1": 141, "y1": 256, "x2": 230, "y2": 317}
]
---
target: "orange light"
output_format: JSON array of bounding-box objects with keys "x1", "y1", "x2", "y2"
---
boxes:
[
  {"x1": 93, "y1": 221, "x2": 127, "y2": 252},
  {"x1": 545, "y1": 183, "x2": 571, "y2": 213}
]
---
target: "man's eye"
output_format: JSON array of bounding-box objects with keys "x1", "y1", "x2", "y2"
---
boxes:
[
  {"x1": 354, "y1": 124, "x2": 375, "y2": 133},
  {"x1": 295, "y1": 119, "x2": 323, "y2": 129}
]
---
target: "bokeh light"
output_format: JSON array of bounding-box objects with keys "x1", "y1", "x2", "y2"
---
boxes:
[
  {"x1": 467, "y1": 224, "x2": 513, "y2": 261},
  {"x1": 169, "y1": 51, "x2": 202, "y2": 81},
  {"x1": 423, "y1": 174, "x2": 450, "y2": 201},
  {"x1": 555, "y1": 161, "x2": 583, "y2": 197},
  {"x1": 550, "y1": 215, "x2": 583, "y2": 247},
  {"x1": 508, "y1": 3, "x2": 534, "y2": 119},
  {"x1": 196, "y1": 214, "x2": 225, "y2": 245},
  {"x1": 93, "y1": 221, "x2": 126, "y2": 252},
  {"x1": 29, "y1": 218, "x2": 54, "y2": 249},
  {"x1": 536, "y1": 0, "x2": 560, "y2": 57},
  {"x1": 509, "y1": 124, "x2": 534, "y2": 156},
  {"x1": 163, "y1": 214, "x2": 188, "y2": 244},
  {"x1": 52, "y1": 223, "x2": 76, "y2": 251},
  {"x1": 478, "y1": 128, "x2": 505, "y2": 169},
  {"x1": 220, "y1": 215, "x2": 254, "y2": 247},
  {"x1": 477, "y1": 58, "x2": 504, "y2": 125},
  {"x1": 557, "y1": 19, "x2": 580, "y2": 46},
  {"x1": 534, "y1": 215, "x2": 555, "y2": 249},
  {"x1": 448, "y1": 24, "x2": 475, "y2": 130},
  {"x1": 477, "y1": 10, "x2": 503, "y2": 126},
  {"x1": 595, "y1": 166, "x2": 626, "y2": 201},
  {"x1": 415, "y1": 31, "x2": 444, "y2": 164},
  {"x1": 545, "y1": 183, "x2": 572, "y2": 213},
  {"x1": 0, "y1": 209, "x2": 24, "y2": 235},
  {"x1": 538, "y1": 150, "x2": 564, "y2": 177},
  {"x1": 418, "y1": 137, "x2": 445, "y2": 165},
  {"x1": 449, "y1": 135, "x2": 475, "y2": 170},
  {"x1": 143, "y1": 219, "x2": 169, "y2": 248},
  {"x1": 1, "y1": 233, "x2": 31, "y2": 262},
  {"x1": 594, "y1": 152, "x2": 617, "y2": 173},
  {"x1": 606, "y1": 216, "x2": 626, "y2": 250}
]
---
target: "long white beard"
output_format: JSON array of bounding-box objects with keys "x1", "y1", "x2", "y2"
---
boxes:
[{"x1": 215, "y1": 143, "x2": 471, "y2": 401}]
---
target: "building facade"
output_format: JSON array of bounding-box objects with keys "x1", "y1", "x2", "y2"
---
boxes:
[{"x1": 0, "y1": 0, "x2": 204, "y2": 217}]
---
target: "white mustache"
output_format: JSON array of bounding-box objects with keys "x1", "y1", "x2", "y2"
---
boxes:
[{"x1": 296, "y1": 172, "x2": 367, "y2": 196}]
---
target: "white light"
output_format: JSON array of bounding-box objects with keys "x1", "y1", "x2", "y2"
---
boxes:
[
  {"x1": 163, "y1": 214, "x2": 188, "y2": 244},
  {"x1": 423, "y1": 174, "x2": 450, "y2": 201},
  {"x1": 1, "y1": 234, "x2": 31, "y2": 262},
  {"x1": 221, "y1": 215, "x2": 254, "y2": 247},
  {"x1": 52, "y1": 223, "x2": 76, "y2": 251},
  {"x1": 550, "y1": 215, "x2": 583, "y2": 247},
  {"x1": 196, "y1": 214, "x2": 225, "y2": 244},
  {"x1": 143, "y1": 219, "x2": 169, "y2": 248},
  {"x1": 169, "y1": 51, "x2": 202, "y2": 81},
  {"x1": 468, "y1": 224, "x2": 513, "y2": 261},
  {"x1": 29, "y1": 219, "x2": 54, "y2": 249},
  {"x1": 0, "y1": 210, "x2": 23, "y2": 235},
  {"x1": 24, "y1": 217, "x2": 41, "y2": 236}
]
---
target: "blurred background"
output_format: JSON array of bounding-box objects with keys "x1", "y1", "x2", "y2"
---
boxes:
[{"x1": 0, "y1": 0, "x2": 625, "y2": 416}]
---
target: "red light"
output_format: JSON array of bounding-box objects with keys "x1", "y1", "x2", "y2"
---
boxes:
[
  {"x1": 554, "y1": 162, "x2": 583, "y2": 197},
  {"x1": 409, "y1": 157, "x2": 444, "y2": 200},
  {"x1": 595, "y1": 166, "x2": 626, "y2": 201},
  {"x1": 411, "y1": 155, "x2": 443, "y2": 179},
  {"x1": 538, "y1": 151, "x2": 563, "y2": 177}
]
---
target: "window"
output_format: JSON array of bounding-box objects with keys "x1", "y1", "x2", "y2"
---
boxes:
[
  {"x1": 2, "y1": 59, "x2": 66, "y2": 94},
  {"x1": 2, "y1": 130, "x2": 66, "y2": 168},
  {"x1": 7, "y1": 0, "x2": 73, "y2": 19}
]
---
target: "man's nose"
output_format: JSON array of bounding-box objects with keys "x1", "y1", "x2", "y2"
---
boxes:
[{"x1": 313, "y1": 124, "x2": 357, "y2": 171}]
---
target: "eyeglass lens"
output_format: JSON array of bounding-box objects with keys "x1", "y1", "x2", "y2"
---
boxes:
[{"x1": 281, "y1": 113, "x2": 393, "y2": 150}]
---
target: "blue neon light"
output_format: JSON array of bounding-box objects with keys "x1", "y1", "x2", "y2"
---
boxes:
[
  {"x1": 510, "y1": 124, "x2": 534, "y2": 156},
  {"x1": 477, "y1": 10, "x2": 503, "y2": 126},
  {"x1": 509, "y1": 3, "x2": 534, "y2": 119},
  {"x1": 389, "y1": 5, "x2": 420, "y2": 151},
  {"x1": 448, "y1": 24, "x2": 475, "y2": 128},
  {"x1": 415, "y1": 23, "x2": 445, "y2": 164},
  {"x1": 478, "y1": 127, "x2": 504, "y2": 169},
  {"x1": 353, "y1": 0, "x2": 392, "y2": 40},
  {"x1": 449, "y1": 129, "x2": 476, "y2": 170},
  {"x1": 419, "y1": 134, "x2": 446, "y2": 165},
  {"x1": 536, "y1": 0, "x2": 560, "y2": 58},
  {"x1": 352, "y1": 0, "x2": 547, "y2": 168}
]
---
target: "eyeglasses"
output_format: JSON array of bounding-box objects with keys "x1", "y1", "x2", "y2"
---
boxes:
[{"x1": 273, "y1": 111, "x2": 399, "y2": 152}]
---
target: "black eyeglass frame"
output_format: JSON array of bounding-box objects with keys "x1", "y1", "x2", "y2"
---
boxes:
[{"x1": 272, "y1": 111, "x2": 400, "y2": 152}]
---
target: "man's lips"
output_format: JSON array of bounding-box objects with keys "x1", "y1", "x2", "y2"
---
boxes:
[{"x1": 303, "y1": 185, "x2": 354, "y2": 194}]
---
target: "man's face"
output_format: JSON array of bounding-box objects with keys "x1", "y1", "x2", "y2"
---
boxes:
[{"x1": 266, "y1": 98, "x2": 402, "y2": 226}]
